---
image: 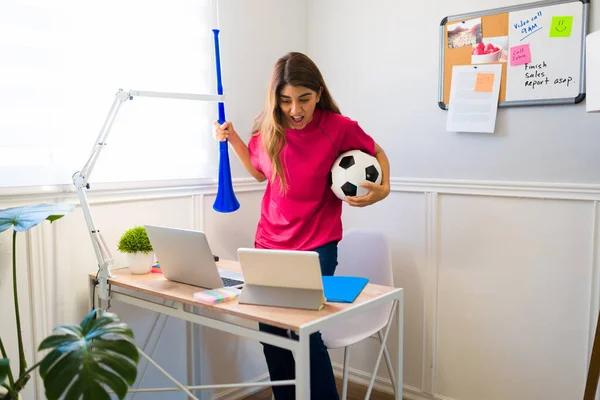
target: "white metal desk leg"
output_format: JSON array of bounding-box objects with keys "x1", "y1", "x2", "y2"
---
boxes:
[
  {"x1": 396, "y1": 294, "x2": 404, "y2": 400},
  {"x1": 296, "y1": 329, "x2": 311, "y2": 399}
]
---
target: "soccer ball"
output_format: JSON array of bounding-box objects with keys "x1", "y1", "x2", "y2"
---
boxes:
[{"x1": 330, "y1": 150, "x2": 382, "y2": 200}]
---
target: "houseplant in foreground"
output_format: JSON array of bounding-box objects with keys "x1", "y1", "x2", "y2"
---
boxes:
[
  {"x1": 117, "y1": 226, "x2": 154, "y2": 274},
  {"x1": 0, "y1": 204, "x2": 139, "y2": 399}
]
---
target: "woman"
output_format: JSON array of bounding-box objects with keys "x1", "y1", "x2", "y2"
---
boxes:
[{"x1": 213, "y1": 52, "x2": 390, "y2": 399}]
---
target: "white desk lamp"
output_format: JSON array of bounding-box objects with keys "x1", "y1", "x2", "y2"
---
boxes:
[
  {"x1": 587, "y1": 30, "x2": 600, "y2": 112},
  {"x1": 72, "y1": 89, "x2": 224, "y2": 301},
  {"x1": 73, "y1": 29, "x2": 236, "y2": 302}
]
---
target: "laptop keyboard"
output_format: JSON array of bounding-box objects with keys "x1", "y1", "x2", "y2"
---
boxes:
[{"x1": 221, "y1": 277, "x2": 244, "y2": 287}]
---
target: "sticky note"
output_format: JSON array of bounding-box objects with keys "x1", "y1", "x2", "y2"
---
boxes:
[
  {"x1": 550, "y1": 16, "x2": 573, "y2": 38},
  {"x1": 474, "y1": 73, "x2": 495, "y2": 92},
  {"x1": 510, "y1": 44, "x2": 531, "y2": 66}
]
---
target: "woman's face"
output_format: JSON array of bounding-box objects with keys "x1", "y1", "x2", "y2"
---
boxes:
[{"x1": 278, "y1": 84, "x2": 322, "y2": 130}]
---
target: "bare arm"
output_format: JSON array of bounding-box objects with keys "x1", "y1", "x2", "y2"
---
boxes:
[
  {"x1": 229, "y1": 135, "x2": 267, "y2": 182},
  {"x1": 345, "y1": 142, "x2": 391, "y2": 207},
  {"x1": 374, "y1": 142, "x2": 390, "y2": 193},
  {"x1": 213, "y1": 121, "x2": 266, "y2": 182}
]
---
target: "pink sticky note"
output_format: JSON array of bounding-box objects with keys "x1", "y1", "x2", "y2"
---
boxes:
[{"x1": 510, "y1": 44, "x2": 531, "y2": 66}]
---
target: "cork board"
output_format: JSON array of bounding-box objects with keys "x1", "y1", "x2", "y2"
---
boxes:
[{"x1": 438, "y1": 0, "x2": 588, "y2": 110}]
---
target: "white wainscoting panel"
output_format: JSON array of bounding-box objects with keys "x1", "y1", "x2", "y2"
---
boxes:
[
  {"x1": 202, "y1": 191, "x2": 263, "y2": 261},
  {"x1": 199, "y1": 191, "x2": 266, "y2": 399},
  {"x1": 337, "y1": 191, "x2": 427, "y2": 391},
  {"x1": 2, "y1": 178, "x2": 600, "y2": 400},
  {"x1": 52, "y1": 196, "x2": 195, "y2": 324},
  {"x1": 435, "y1": 194, "x2": 593, "y2": 400}
]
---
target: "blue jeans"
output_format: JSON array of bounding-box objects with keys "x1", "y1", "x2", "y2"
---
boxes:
[{"x1": 258, "y1": 241, "x2": 340, "y2": 400}]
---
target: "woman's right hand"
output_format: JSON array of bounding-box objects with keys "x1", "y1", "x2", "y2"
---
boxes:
[{"x1": 212, "y1": 121, "x2": 239, "y2": 143}]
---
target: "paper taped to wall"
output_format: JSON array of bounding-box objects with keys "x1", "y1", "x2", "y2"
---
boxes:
[{"x1": 446, "y1": 64, "x2": 502, "y2": 133}]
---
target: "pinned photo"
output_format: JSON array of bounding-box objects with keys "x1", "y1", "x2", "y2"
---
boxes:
[
  {"x1": 471, "y1": 36, "x2": 509, "y2": 64},
  {"x1": 447, "y1": 18, "x2": 483, "y2": 49}
]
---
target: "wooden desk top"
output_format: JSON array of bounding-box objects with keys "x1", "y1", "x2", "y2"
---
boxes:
[{"x1": 91, "y1": 260, "x2": 398, "y2": 331}]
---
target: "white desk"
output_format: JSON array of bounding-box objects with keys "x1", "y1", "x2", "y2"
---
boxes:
[{"x1": 89, "y1": 260, "x2": 404, "y2": 399}]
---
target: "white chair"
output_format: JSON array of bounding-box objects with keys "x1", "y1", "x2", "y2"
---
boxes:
[{"x1": 321, "y1": 228, "x2": 397, "y2": 399}]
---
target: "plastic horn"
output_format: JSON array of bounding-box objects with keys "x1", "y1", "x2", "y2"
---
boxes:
[{"x1": 212, "y1": 29, "x2": 240, "y2": 212}]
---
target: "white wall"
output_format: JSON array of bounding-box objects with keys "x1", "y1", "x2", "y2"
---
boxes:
[
  {"x1": 219, "y1": 0, "x2": 308, "y2": 179},
  {"x1": 305, "y1": 0, "x2": 600, "y2": 399},
  {"x1": 307, "y1": 0, "x2": 600, "y2": 184},
  {"x1": 4, "y1": 1, "x2": 600, "y2": 400},
  {"x1": 0, "y1": 1, "x2": 305, "y2": 399}
]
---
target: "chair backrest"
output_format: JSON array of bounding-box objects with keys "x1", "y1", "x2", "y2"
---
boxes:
[{"x1": 336, "y1": 228, "x2": 393, "y2": 286}]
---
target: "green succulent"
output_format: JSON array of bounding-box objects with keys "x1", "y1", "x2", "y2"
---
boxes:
[{"x1": 117, "y1": 226, "x2": 153, "y2": 254}]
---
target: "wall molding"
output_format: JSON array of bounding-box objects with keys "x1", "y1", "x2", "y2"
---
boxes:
[
  {"x1": 390, "y1": 178, "x2": 600, "y2": 201},
  {"x1": 4, "y1": 177, "x2": 600, "y2": 205}
]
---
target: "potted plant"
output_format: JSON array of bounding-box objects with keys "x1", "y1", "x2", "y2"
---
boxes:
[
  {"x1": 0, "y1": 204, "x2": 139, "y2": 399},
  {"x1": 117, "y1": 226, "x2": 154, "y2": 274}
]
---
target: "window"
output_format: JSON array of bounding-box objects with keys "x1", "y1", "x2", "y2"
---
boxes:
[{"x1": 0, "y1": 0, "x2": 218, "y2": 189}]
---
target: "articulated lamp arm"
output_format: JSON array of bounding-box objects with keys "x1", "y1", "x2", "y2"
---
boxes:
[{"x1": 72, "y1": 89, "x2": 224, "y2": 301}]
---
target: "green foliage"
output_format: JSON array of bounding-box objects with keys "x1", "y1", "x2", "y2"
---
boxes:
[
  {"x1": 117, "y1": 226, "x2": 153, "y2": 254},
  {"x1": 0, "y1": 203, "x2": 76, "y2": 399},
  {"x1": 0, "y1": 204, "x2": 139, "y2": 399},
  {"x1": 0, "y1": 358, "x2": 9, "y2": 386},
  {"x1": 38, "y1": 310, "x2": 139, "y2": 400},
  {"x1": 0, "y1": 203, "x2": 75, "y2": 233}
]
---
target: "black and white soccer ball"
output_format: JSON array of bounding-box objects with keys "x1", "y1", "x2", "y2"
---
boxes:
[{"x1": 330, "y1": 150, "x2": 382, "y2": 200}]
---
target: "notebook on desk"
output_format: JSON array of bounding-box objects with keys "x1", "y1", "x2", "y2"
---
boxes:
[{"x1": 322, "y1": 276, "x2": 369, "y2": 303}]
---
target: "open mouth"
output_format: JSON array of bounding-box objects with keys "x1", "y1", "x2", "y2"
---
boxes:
[{"x1": 290, "y1": 115, "x2": 304, "y2": 127}]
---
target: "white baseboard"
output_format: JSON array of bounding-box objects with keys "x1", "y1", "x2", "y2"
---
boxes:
[
  {"x1": 211, "y1": 373, "x2": 270, "y2": 400},
  {"x1": 332, "y1": 361, "x2": 395, "y2": 395},
  {"x1": 211, "y1": 367, "x2": 454, "y2": 400},
  {"x1": 331, "y1": 362, "x2": 453, "y2": 400}
]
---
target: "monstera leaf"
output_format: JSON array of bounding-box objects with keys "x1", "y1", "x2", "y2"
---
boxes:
[
  {"x1": 0, "y1": 203, "x2": 75, "y2": 233},
  {"x1": 38, "y1": 310, "x2": 139, "y2": 400}
]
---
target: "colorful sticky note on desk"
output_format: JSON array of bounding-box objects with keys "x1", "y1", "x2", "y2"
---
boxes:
[
  {"x1": 193, "y1": 287, "x2": 241, "y2": 305},
  {"x1": 151, "y1": 262, "x2": 162, "y2": 273},
  {"x1": 474, "y1": 73, "x2": 495, "y2": 93},
  {"x1": 510, "y1": 44, "x2": 531, "y2": 66},
  {"x1": 550, "y1": 16, "x2": 573, "y2": 38}
]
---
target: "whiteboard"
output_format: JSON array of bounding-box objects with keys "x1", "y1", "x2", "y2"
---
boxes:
[
  {"x1": 438, "y1": 0, "x2": 589, "y2": 108},
  {"x1": 505, "y1": 2, "x2": 584, "y2": 102}
]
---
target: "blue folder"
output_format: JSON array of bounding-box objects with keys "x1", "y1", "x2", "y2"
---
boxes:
[{"x1": 322, "y1": 276, "x2": 369, "y2": 303}]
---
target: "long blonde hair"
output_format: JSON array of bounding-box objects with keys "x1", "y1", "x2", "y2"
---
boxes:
[{"x1": 251, "y1": 52, "x2": 341, "y2": 191}]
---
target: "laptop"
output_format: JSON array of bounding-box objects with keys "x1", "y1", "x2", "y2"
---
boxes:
[
  {"x1": 236, "y1": 248, "x2": 326, "y2": 310},
  {"x1": 144, "y1": 225, "x2": 244, "y2": 289}
]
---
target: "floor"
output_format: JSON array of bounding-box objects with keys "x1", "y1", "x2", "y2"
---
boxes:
[{"x1": 243, "y1": 377, "x2": 395, "y2": 400}]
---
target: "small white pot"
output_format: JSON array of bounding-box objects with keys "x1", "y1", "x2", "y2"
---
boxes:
[{"x1": 126, "y1": 252, "x2": 154, "y2": 274}]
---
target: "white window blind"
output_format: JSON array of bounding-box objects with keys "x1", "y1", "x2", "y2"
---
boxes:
[{"x1": 0, "y1": 0, "x2": 219, "y2": 189}]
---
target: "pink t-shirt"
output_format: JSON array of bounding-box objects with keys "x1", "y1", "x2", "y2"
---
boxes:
[{"x1": 248, "y1": 109, "x2": 376, "y2": 251}]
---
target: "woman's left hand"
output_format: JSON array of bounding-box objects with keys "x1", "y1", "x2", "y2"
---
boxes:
[{"x1": 345, "y1": 181, "x2": 390, "y2": 208}]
